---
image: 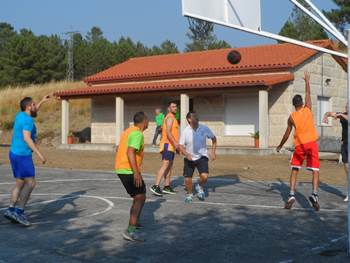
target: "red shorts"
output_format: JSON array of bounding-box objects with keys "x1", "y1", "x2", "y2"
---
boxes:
[{"x1": 291, "y1": 141, "x2": 320, "y2": 171}]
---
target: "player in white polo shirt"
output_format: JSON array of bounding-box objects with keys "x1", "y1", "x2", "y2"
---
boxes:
[{"x1": 179, "y1": 111, "x2": 217, "y2": 203}]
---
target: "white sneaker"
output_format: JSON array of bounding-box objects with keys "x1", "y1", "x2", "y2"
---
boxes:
[
  {"x1": 195, "y1": 184, "x2": 205, "y2": 201},
  {"x1": 344, "y1": 196, "x2": 348, "y2": 202},
  {"x1": 185, "y1": 194, "x2": 194, "y2": 203},
  {"x1": 195, "y1": 183, "x2": 203, "y2": 193}
]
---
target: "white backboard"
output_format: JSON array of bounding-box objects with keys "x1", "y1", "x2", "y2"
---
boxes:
[{"x1": 182, "y1": 0, "x2": 261, "y2": 31}]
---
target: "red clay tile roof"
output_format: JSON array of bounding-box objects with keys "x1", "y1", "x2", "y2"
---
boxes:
[
  {"x1": 56, "y1": 72, "x2": 294, "y2": 98},
  {"x1": 55, "y1": 39, "x2": 346, "y2": 98},
  {"x1": 84, "y1": 39, "x2": 346, "y2": 84}
]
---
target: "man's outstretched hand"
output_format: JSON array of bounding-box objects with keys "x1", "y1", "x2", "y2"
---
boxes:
[
  {"x1": 303, "y1": 71, "x2": 310, "y2": 83},
  {"x1": 276, "y1": 145, "x2": 282, "y2": 153}
]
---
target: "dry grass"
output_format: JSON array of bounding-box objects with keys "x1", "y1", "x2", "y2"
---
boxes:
[{"x1": 0, "y1": 82, "x2": 91, "y2": 145}]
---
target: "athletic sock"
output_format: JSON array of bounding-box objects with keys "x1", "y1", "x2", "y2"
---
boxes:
[
  {"x1": 128, "y1": 225, "x2": 137, "y2": 233},
  {"x1": 312, "y1": 191, "x2": 318, "y2": 196},
  {"x1": 289, "y1": 191, "x2": 295, "y2": 196}
]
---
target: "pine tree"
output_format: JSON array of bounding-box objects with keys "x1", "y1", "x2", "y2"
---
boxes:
[
  {"x1": 324, "y1": 0, "x2": 350, "y2": 33},
  {"x1": 185, "y1": 18, "x2": 231, "y2": 51},
  {"x1": 279, "y1": 0, "x2": 328, "y2": 41}
]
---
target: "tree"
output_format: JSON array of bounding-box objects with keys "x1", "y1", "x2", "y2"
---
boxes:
[
  {"x1": 86, "y1": 26, "x2": 103, "y2": 43},
  {"x1": 159, "y1": 40, "x2": 179, "y2": 54},
  {"x1": 324, "y1": 1, "x2": 350, "y2": 33},
  {"x1": 279, "y1": 0, "x2": 328, "y2": 41},
  {"x1": 185, "y1": 18, "x2": 231, "y2": 51}
]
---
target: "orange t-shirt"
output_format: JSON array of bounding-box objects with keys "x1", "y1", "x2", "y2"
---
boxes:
[
  {"x1": 115, "y1": 126, "x2": 144, "y2": 174},
  {"x1": 160, "y1": 113, "x2": 179, "y2": 152},
  {"x1": 290, "y1": 107, "x2": 318, "y2": 146}
]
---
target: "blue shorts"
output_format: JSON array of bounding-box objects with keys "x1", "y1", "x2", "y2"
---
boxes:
[
  {"x1": 9, "y1": 151, "x2": 35, "y2": 179},
  {"x1": 161, "y1": 143, "x2": 175, "y2": 161}
]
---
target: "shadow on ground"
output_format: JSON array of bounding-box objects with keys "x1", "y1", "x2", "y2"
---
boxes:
[{"x1": 0, "y1": 178, "x2": 348, "y2": 262}]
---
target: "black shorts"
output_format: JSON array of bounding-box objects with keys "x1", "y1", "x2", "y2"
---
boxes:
[
  {"x1": 118, "y1": 174, "x2": 146, "y2": 197},
  {"x1": 341, "y1": 143, "x2": 348, "y2": 164},
  {"x1": 183, "y1": 157, "x2": 209, "y2": 178}
]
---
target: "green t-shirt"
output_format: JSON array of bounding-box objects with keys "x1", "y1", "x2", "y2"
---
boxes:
[
  {"x1": 175, "y1": 110, "x2": 180, "y2": 121},
  {"x1": 155, "y1": 113, "x2": 164, "y2": 127},
  {"x1": 116, "y1": 130, "x2": 144, "y2": 175}
]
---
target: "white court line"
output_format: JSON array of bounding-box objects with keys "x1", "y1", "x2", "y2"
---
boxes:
[
  {"x1": 0, "y1": 178, "x2": 118, "y2": 185},
  {"x1": 0, "y1": 194, "x2": 114, "y2": 225},
  {"x1": 311, "y1": 235, "x2": 347, "y2": 252},
  {"x1": 0, "y1": 177, "x2": 245, "y2": 185},
  {"x1": 0, "y1": 178, "x2": 347, "y2": 212},
  {"x1": 0, "y1": 193, "x2": 346, "y2": 213},
  {"x1": 1, "y1": 165, "x2": 347, "y2": 187}
]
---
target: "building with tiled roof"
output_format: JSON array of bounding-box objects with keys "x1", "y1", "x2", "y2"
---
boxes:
[{"x1": 56, "y1": 39, "x2": 347, "y2": 151}]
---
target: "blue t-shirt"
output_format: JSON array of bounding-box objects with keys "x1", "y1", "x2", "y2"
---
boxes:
[
  {"x1": 10, "y1": 112, "x2": 37, "y2": 156},
  {"x1": 179, "y1": 124, "x2": 215, "y2": 161}
]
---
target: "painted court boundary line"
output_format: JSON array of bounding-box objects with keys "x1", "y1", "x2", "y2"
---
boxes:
[
  {"x1": 0, "y1": 194, "x2": 114, "y2": 225},
  {"x1": 0, "y1": 193, "x2": 346, "y2": 213},
  {"x1": 0, "y1": 165, "x2": 348, "y2": 188}
]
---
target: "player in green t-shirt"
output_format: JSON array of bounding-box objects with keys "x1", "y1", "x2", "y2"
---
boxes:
[{"x1": 152, "y1": 108, "x2": 164, "y2": 146}]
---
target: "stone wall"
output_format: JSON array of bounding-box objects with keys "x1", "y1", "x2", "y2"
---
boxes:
[
  {"x1": 91, "y1": 96, "x2": 163, "y2": 144},
  {"x1": 290, "y1": 53, "x2": 347, "y2": 150}
]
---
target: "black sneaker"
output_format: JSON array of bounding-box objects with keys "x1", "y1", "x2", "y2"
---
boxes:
[
  {"x1": 309, "y1": 194, "x2": 320, "y2": 211},
  {"x1": 162, "y1": 186, "x2": 176, "y2": 195},
  {"x1": 284, "y1": 195, "x2": 295, "y2": 209},
  {"x1": 150, "y1": 185, "x2": 163, "y2": 196}
]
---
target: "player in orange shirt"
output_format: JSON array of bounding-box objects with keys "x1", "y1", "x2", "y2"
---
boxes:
[
  {"x1": 150, "y1": 101, "x2": 179, "y2": 196},
  {"x1": 115, "y1": 112, "x2": 149, "y2": 241},
  {"x1": 277, "y1": 72, "x2": 320, "y2": 211}
]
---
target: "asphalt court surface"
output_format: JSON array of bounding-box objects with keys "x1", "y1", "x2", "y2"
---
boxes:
[{"x1": 0, "y1": 165, "x2": 349, "y2": 263}]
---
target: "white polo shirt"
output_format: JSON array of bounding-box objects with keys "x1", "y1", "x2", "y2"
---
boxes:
[{"x1": 179, "y1": 124, "x2": 215, "y2": 161}]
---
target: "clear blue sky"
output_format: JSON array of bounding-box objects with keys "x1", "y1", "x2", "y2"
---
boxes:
[{"x1": 0, "y1": 0, "x2": 338, "y2": 50}]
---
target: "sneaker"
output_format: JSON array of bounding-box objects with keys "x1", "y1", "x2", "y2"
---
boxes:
[
  {"x1": 197, "y1": 191, "x2": 205, "y2": 201},
  {"x1": 344, "y1": 195, "x2": 348, "y2": 202},
  {"x1": 14, "y1": 211, "x2": 31, "y2": 227},
  {"x1": 284, "y1": 195, "x2": 296, "y2": 209},
  {"x1": 162, "y1": 186, "x2": 176, "y2": 195},
  {"x1": 150, "y1": 185, "x2": 163, "y2": 196},
  {"x1": 195, "y1": 184, "x2": 205, "y2": 201},
  {"x1": 185, "y1": 194, "x2": 194, "y2": 204},
  {"x1": 309, "y1": 194, "x2": 320, "y2": 212},
  {"x1": 3, "y1": 208, "x2": 18, "y2": 223},
  {"x1": 122, "y1": 230, "x2": 145, "y2": 242}
]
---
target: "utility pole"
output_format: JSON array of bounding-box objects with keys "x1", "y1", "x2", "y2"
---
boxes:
[{"x1": 64, "y1": 31, "x2": 79, "y2": 82}]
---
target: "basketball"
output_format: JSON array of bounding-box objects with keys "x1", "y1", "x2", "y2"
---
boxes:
[{"x1": 227, "y1": 50, "x2": 242, "y2": 65}]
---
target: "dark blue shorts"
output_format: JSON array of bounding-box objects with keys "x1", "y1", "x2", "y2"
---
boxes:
[
  {"x1": 161, "y1": 143, "x2": 175, "y2": 161},
  {"x1": 9, "y1": 151, "x2": 35, "y2": 179}
]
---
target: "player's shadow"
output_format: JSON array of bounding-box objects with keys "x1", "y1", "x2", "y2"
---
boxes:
[
  {"x1": 270, "y1": 179, "x2": 314, "y2": 212},
  {"x1": 141, "y1": 198, "x2": 166, "y2": 227},
  {"x1": 28, "y1": 190, "x2": 86, "y2": 221},
  {"x1": 319, "y1": 183, "x2": 346, "y2": 200},
  {"x1": 112, "y1": 200, "x2": 348, "y2": 262},
  {"x1": 171, "y1": 174, "x2": 241, "y2": 198}
]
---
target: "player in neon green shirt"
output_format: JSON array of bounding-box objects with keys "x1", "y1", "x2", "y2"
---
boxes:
[{"x1": 152, "y1": 108, "x2": 164, "y2": 146}]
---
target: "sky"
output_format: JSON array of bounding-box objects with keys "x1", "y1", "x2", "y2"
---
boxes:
[{"x1": 0, "y1": 0, "x2": 339, "y2": 50}]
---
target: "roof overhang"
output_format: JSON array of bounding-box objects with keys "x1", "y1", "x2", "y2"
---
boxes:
[{"x1": 55, "y1": 72, "x2": 294, "y2": 99}]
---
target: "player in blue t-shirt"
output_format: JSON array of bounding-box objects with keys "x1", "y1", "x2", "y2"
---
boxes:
[{"x1": 4, "y1": 95, "x2": 50, "y2": 226}]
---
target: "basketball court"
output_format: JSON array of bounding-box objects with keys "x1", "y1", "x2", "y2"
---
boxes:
[{"x1": 0, "y1": 165, "x2": 348, "y2": 262}]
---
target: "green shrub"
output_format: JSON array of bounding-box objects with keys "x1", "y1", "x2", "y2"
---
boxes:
[{"x1": 2, "y1": 120, "x2": 14, "y2": 131}]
